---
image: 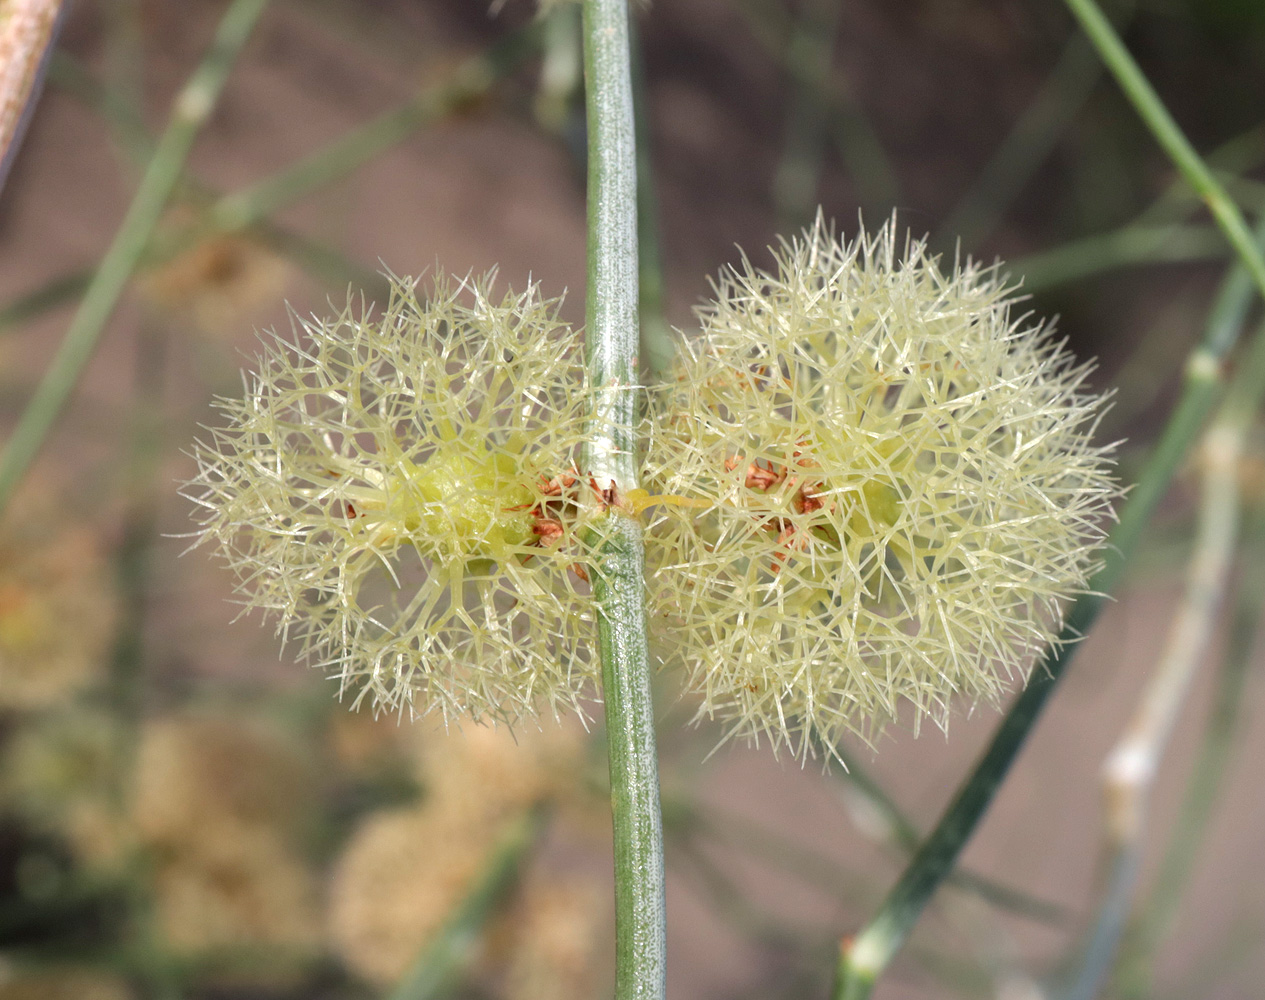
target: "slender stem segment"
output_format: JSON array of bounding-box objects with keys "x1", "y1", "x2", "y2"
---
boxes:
[
  {"x1": 387, "y1": 811, "x2": 542, "y2": 1000},
  {"x1": 580, "y1": 2, "x2": 665, "y2": 999},
  {"x1": 1063, "y1": 0, "x2": 1265, "y2": 301},
  {"x1": 0, "y1": 0, "x2": 270, "y2": 513}
]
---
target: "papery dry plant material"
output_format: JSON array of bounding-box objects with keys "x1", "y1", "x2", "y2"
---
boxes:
[
  {"x1": 328, "y1": 722, "x2": 587, "y2": 986},
  {"x1": 132, "y1": 713, "x2": 322, "y2": 957},
  {"x1": 0, "y1": 969, "x2": 131, "y2": 1000},
  {"x1": 0, "y1": 487, "x2": 116, "y2": 710},
  {"x1": 646, "y1": 217, "x2": 1119, "y2": 755},
  {"x1": 0, "y1": 0, "x2": 65, "y2": 191},
  {"x1": 0, "y1": 707, "x2": 133, "y2": 866}
]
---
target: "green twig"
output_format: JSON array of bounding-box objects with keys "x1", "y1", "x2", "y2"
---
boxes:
[
  {"x1": 830, "y1": 751, "x2": 1068, "y2": 927},
  {"x1": 1067, "y1": 330, "x2": 1259, "y2": 999},
  {"x1": 1132, "y1": 123, "x2": 1265, "y2": 228},
  {"x1": 1114, "y1": 514, "x2": 1265, "y2": 998},
  {"x1": 207, "y1": 24, "x2": 540, "y2": 236},
  {"x1": 830, "y1": 214, "x2": 1265, "y2": 1000},
  {"x1": 534, "y1": 1, "x2": 583, "y2": 134},
  {"x1": 630, "y1": 17, "x2": 674, "y2": 378},
  {"x1": 1064, "y1": 0, "x2": 1265, "y2": 301},
  {"x1": 663, "y1": 794, "x2": 876, "y2": 902},
  {"x1": 581, "y1": 2, "x2": 665, "y2": 998},
  {"x1": 47, "y1": 50, "x2": 389, "y2": 302},
  {"x1": 1067, "y1": 297, "x2": 1265, "y2": 998},
  {"x1": 0, "y1": 269, "x2": 90, "y2": 334},
  {"x1": 772, "y1": 0, "x2": 842, "y2": 230},
  {"x1": 1000, "y1": 119, "x2": 1265, "y2": 293},
  {"x1": 940, "y1": 33, "x2": 1104, "y2": 247},
  {"x1": 1011, "y1": 223, "x2": 1224, "y2": 292},
  {"x1": 0, "y1": 0, "x2": 270, "y2": 513},
  {"x1": 386, "y1": 811, "x2": 542, "y2": 1000},
  {"x1": 731, "y1": 0, "x2": 899, "y2": 211}
]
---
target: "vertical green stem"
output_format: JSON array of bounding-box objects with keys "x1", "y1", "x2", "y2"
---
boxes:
[
  {"x1": 630, "y1": 18, "x2": 673, "y2": 379},
  {"x1": 772, "y1": 0, "x2": 842, "y2": 230},
  {"x1": 0, "y1": 0, "x2": 270, "y2": 514},
  {"x1": 581, "y1": 2, "x2": 665, "y2": 999}
]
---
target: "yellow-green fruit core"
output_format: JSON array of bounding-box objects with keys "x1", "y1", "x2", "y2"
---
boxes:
[{"x1": 373, "y1": 446, "x2": 535, "y2": 562}]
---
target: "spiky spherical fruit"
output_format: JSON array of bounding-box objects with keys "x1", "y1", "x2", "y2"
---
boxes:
[
  {"x1": 645, "y1": 218, "x2": 1118, "y2": 755},
  {"x1": 186, "y1": 272, "x2": 599, "y2": 723}
]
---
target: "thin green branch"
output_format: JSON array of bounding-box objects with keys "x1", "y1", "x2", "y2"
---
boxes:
[
  {"x1": 13, "y1": 34, "x2": 533, "y2": 337},
  {"x1": 1068, "y1": 300, "x2": 1265, "y2": 998},
  {"x1": 580, "y1": 2, "x2": 665, "y2": 999},
  {"x1": 630, "y1": 17, "x2": 674, "y2": 379},
  {"x1": 772, "y1": 0, "x2": 842, "y2": 230},
  {"x1": 1064, "y1": 0, "x2": 1265, "y2": 301},
  {"x1": 0, "y1": 0, "x2": 270, "y2": 513},
  {"x1": 830, "y1": 218, "x2": 1265, "y2": 1000},
  {"x1": 1132, "y1": 123, "x2": 1265, "y2": 228},
  {"x1": 1114, "y1": 515, "x2": 1265, "y2": 998},
  {"x1": 940, "y1": 33, "x2": 1104, "y2": 247},
  {"x1": 830, "y1": 752, "x2": 1068, "y2": 927},
  {"x1": 0, "y1": 269, "x2": 90, "y2": 333},
  {"x1": 386, "y1": 811, "x2": 542, "y2": 1000},
  {"x1": 1011, "y1": 223, "x2": 1224, "y2": 292},
  {"x1": 534, "y1": 0, "x2": 582, "y2": 133},
  {"x1": 48, "y1": 50, "x2": 388, "y2": 299},
  {"x1": 997, "y1": 119, "x2": 1265, "y2": 292},
  {"x1": 731, "y1": 0, "x2": 899, "y2": 211},
  {"x1": 1068, "y1": 381, "x2": 1249, "y2": 1000},
  {"x1": 208, "y1": 24, "x2": 540, "y2": 235}
]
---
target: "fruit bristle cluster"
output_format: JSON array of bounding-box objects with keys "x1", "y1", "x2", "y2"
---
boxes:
[
  {"x1": 188, "y1": 220, "x2": 1119, "y2": 755},
  {"x1": 644, "y1": 217, "x2": 1118, "y2": 755},
  {"x1": 186, "y1": 271, "x2": 600, "y2": 724}
]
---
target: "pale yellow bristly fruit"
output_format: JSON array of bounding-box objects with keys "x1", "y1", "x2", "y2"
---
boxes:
[
  {"x1": 644, "y1": 216, "x2": 1119, "y2": 758},
  {"x1": 185, "y1": 271, "x2": 601, "y2": 725}
]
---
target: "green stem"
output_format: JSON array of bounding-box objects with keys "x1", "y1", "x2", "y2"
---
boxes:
[
  {"x1": 386, "y1": 811, "x2": 541, "y2": 1000},
  {"x1": 940, "y1": 31, "x2": 1105, "y2": 248},
  {"x1": 1064, "y1": 0, "x2": 1265, "y2": 302},
  {"x1": 830, "y1": 750, "x2": 1068, "y2": 926},
  {"x1": 208, "y1": 25, "x2": 539, "y2": 235},
  {"x1": 830, "y1": 218, "x2": 1265, "y2": 1000},
  {"x1": 0, "y1": 0, "x2": 270, "y2": 514},
  {"x1": 731, "y1": 0, "x2": 898, "y2": 211},
  {"x1": 46, "y1": 49, "x2": 386, "y2": 299},
  {"x1": 581, "y1": 2, "x2": 665, "y2": 998},
  {"x1": 630, "y1": 18, "x2": 674, "y2": 379},
  {"x1": 772, "y1": 0, "x2": 842, "y2": 230},
  {"x1": 1012, "y1": 223, "x2": 1224, "y2": 292},
  {"x1": 0, "y1": 269, "x2": 90, "y2": 333},
  {"x1": 1115, "y1": 515, "x2": 1265, "y2": 998},
  {"x1": 1068, "y1": 340, "x2": 1254, "y2": 1000}
]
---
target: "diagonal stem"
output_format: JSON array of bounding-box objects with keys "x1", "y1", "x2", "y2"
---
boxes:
[
  {"x1": 1063, "y1": 0, "x2": 1265, "y2": 301},
  {"x1": 0, "y1": 0, "x2": 271, "y2": 513},
  {"x1": 0, "y1": 0, "x2": 69, "y2": 193}
]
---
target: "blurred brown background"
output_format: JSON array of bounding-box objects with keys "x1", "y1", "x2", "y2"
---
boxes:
[{"x1": 0, "y1": 1, "x2": 1263, "y2": 998}]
